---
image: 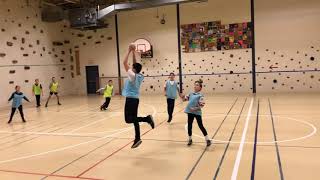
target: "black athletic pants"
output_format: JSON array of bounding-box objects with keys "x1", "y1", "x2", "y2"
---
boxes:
[
  {"x1": 9, "y1": 105, "x2": 25, "y2": 122},
  {"x1": 35, "y1": 95, "x2": 41, "y2": 106},
  {"x1": 124, "y1": 98, "x2": 150, "y2": 140},
  {"x1": 101, "y1": 97, "x2": 111, "y2": 109},
  {"x1": 187, "y1": 113, "x2": 208, "y2": 136},
  {"x1": 167, "y1": 98, "x2": 175, "y2": 120}
]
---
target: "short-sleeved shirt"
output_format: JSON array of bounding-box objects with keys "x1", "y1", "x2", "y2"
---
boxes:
[
  {"x1": 122, "y1": 69, "x2": 144, "y2": 99},
  {"x1": 184, "y1": 92, "x2": 205, "y2": 116}
]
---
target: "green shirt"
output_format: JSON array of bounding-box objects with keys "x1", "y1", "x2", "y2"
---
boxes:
[
  {"x1": 104, "y1": 85, "x2": 113, "y2": 98},
  {"x1": 50, "y1": 82, "x2": 59, "y2": 92},
  {"x1": 33, "y1": 84, "x2": 42, "y2": 95}
]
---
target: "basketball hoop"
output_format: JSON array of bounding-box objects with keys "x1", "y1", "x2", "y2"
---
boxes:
[{"x1": 132, "y1": 38, "x2": 153, "y2": 58}]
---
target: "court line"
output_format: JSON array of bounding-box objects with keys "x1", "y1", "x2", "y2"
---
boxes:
[
  {"x1": 213, "y1": 98, "x2": 247, "y2": 179},
  {"x1": 41, "y1": 139, "x2": 116, "y2": 180},
  {"x1": 68, "y1": 113, "x2": 118, "y2": 133},
  {"x1": 231, "y1": 98, "x2": 254, "y2": 180},
  {"x1": 0, "y1": 127, "x2": 133, "y2": 164},
  {"x1": 0, "y1": 169, "x2": 102, "y2": 180},
  {"x1": 41, "y1": 104, "x2": 157, "y2": 179},
  {"x1": 0, "y1": 104, "x2": 143, "y2": 152},
  {"x1": 250, "y1": 100, "x2": 260, "y2": 180},
  {"x1": 76, "y1": 102, "x2": 181, "y2": 178},
  {"x1": 268, "y1": 98, "x2": 285, "y2": 180},
  {"x1": 259, "y1": 145, "x2": 320, "y2": 149},
  {"x1": 0, "y1": 111, "x2": 111, "y2": 151},
  {"x1": 0, "y1": 113, "x2": 98, "y2": 151},
  {"x1": 193, "y1": 114, "x2": 317, "y2": 144},
  {"x1": 185, "y1": 97, "x2": 239, "y2": 180},
  {"x1": 0, "y1": 105, "x2": 123, "y2": 150}
]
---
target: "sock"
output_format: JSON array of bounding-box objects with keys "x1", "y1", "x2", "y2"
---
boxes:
[{"x1": 205, "y1": 135, "x2": 210, "y2": 141}]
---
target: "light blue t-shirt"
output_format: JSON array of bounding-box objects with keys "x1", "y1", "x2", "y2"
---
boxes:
[
  {"x1": 184, "y1": 92, "x2": 204, "y2": 116},
  {"x1": 165, "y1": 80, "x2": 178, "y2": 99},
  {"x1": 122, "y1": 73, "x2": 144, "y2": 99}
]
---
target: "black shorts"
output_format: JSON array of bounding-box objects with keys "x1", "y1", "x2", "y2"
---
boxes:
[{"x1": 50, "y1": 92, "x2": 58, "y2": 95}]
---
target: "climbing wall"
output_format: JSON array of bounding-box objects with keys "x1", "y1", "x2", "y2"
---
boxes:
[
  {"x1": 67, "y1": 16, "x2": 117, "y2": 95},
  {"x1": 118, "y1": 6, "x2": 179, "y2": 94},
  {"x1": 255, "y1": 0, "x2": 320, "y2": 92},
  {"x1": 0, "y1": 0, "x2": 74, "y2": 106},
  {"x1": 182, "y1": 49, "x2": 252, "y2": 93},
  {"x1": 180, "y1": 0, "x2": 252, "y2": 93}
]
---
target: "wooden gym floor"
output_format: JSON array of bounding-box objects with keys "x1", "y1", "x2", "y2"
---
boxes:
[{"x1": 0, "y1": 93, "x2": 319, "y2": 180}]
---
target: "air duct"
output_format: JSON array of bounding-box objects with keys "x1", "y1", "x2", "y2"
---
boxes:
[{"x1": 98, "y1": 0, "x2": 207, "y2": 19}]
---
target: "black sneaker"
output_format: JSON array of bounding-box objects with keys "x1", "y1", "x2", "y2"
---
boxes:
[
  {"x1": 206, "y1": 140, "x2": 212, "y2": 147},
  {"x1": 7, "y1": 121, "x2": 12, "y2": 124},
  {"x1": 22, "y1": 120, "x2": 26, "y2": 123},
  {"x1": 58, "y1": 103, "x2": 62, "y2": 105},
  {"x1": 147, "y1": 115, "x2": 155, "y2": 129},
  {"x1": 100, "y1": 106, "x2": 103, "y2": 111},
  {"x1": 167, "y1": 116, "x2": 172, "y2": 123},
  {"x1": 187, "y1": 139, "x2": 193, "y2": 146},
  {"x1": 131, "y1": 139, "x2": 142, "y2": 149}
]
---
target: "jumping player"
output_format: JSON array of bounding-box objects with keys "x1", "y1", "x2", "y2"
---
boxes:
[{"x1": 122, "y1": 44, "x2": 155, "y2": 148}]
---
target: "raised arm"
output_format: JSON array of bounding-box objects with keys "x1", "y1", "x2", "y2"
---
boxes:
[
  {"x1": 132, "y1": 49, "x2": 137, "y2": 64},
  {"x1": 123, "y1": 49, "x2": 131, "y2": 72}
]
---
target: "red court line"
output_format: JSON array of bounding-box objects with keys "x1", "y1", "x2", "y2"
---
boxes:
[
  {"x1": 77, "y1": 104, "x2": 184, "y2": 178},
  {"x1": 0, "y1": 169, "x2": 103, "y2": 180}
]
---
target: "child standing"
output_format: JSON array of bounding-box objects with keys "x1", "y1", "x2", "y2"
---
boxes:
[
  {"x1": 181, "y1": 79, "x2": 211, "y2": 147},
  {"x1": 32, "y1": 79, "x2": 43, "y2": 107},
  {"x1": 8, "y1": 86, "x2": 30, "y2": 124},
  {"x1": 164, "y1": 73, "x2": 180, "y2": 123},
  {"x1": 96, "y1": 80, "x2": 114, "y2": 111},
  {"x1": 45, "y1": 77, "x2": 61, "y2": 107}
]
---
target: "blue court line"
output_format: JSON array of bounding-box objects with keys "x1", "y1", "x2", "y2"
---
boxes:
[{"x1": 250, "y1": 100, "x2": 260, "y2": 180}]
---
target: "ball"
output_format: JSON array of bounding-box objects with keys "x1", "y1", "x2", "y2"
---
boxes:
[{"x1": 129, "y1": 44, "x2": 136, "y2": 51}]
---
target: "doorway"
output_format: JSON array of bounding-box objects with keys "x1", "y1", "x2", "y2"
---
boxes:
[{"x1": 86, "y1": 66, "x2": 99, "y2": 94}]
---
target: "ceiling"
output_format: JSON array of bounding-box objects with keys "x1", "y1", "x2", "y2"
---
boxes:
[{"x1": 42, "y1": 0, "x2": 144, "y2": 9}]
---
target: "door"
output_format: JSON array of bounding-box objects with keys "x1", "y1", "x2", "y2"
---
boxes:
[{"x1": 86, "y1": 66, "x2": 99, "y2": 94}]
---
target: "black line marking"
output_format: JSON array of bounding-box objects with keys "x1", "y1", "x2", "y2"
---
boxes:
[
  {"x1": 258, "y1": 144, "x2": 320, "y2": 149},
  {"x1": 250, "y1": 100, "x2": 260, "y2": 180},
  {"x1": 0, "y1": 113, "x2": 97, "y2": 151},
  {"x1": 185, "y1": 98, "x2": 239, "y2": 180},
  {"x1": 268, "y1": 98, "x2": 285, "y2": 180},
  {"x1": 257, "y1": 69, "x2": 320, "y2": 74},
  {"x1": 250, "y1": 0, "x2": 257, "y2": 93},
  {"x1": 213, "y1": 98, "x2": 248, "y2": 179},
  {"x1": 42, "y1": 102, "x2": 185, "y2": 179},
  {"x1": 0, "y1": 105, "x2": 125, "y2": 150},
  {"x1": 41, "y1": 139, "x2": 116, "y2": 180}
]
